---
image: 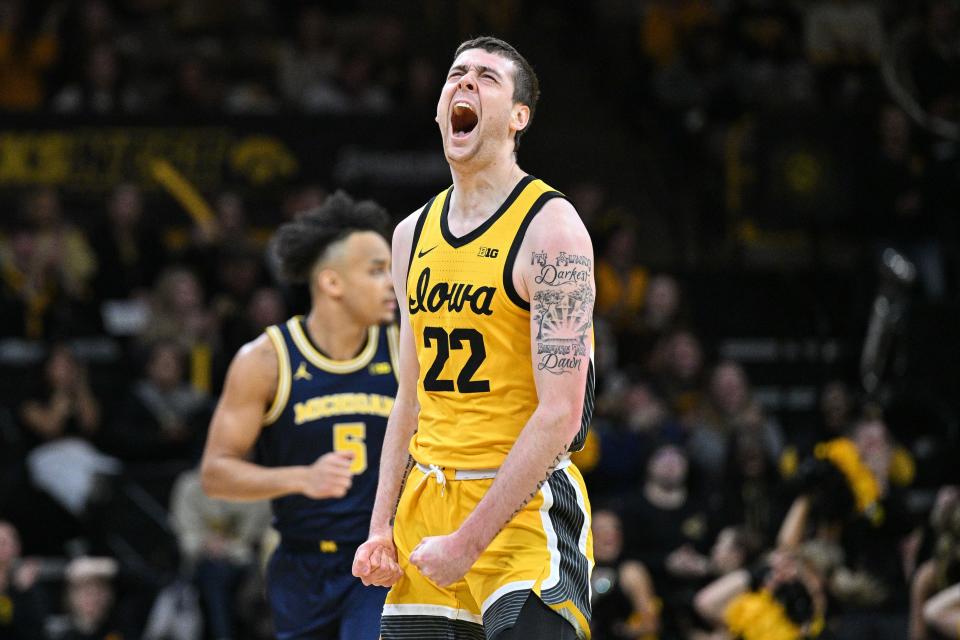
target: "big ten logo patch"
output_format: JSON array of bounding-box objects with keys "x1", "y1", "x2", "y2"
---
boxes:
[{"x1": 477, "y1": 246, "x2": 499, "y2": 258}]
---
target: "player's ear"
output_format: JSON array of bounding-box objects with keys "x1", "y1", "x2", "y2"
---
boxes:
[
  {"x1": 511, "y1": 103, "x2": 530, "y2": 135},
  {"x1": 316, "y1": 268, "x2": 344, "y2": 298}
]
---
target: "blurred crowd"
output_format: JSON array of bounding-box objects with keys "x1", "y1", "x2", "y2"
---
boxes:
[{"x1": 1, "y1": 0, "x2": 959, "y2": 639}]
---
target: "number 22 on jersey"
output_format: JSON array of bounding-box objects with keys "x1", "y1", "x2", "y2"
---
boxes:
[{"x1": 422, "y1": 327, "x2": 489, "y2": 393}]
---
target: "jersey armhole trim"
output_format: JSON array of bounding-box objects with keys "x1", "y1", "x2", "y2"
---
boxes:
[
  {"x1": 263, "y1": 326, "x2": 291, "y2": 426},
  {"x1": 502, "y1": 191, "x2": 566, "y2": 311},
  {"x1": 406, "y1": 196, "x2": 435, "y2": 275}
]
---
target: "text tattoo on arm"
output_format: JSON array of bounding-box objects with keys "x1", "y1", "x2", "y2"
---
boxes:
[
  {"x1": 531, "y1": 251, "x2": 594, "y2": 376},
  {"x1": 389, "y1": 455, "x2": 416, "y2": 527},
  {"x1": 507, "y1": 443, "x2": 570, "y2": 525}
]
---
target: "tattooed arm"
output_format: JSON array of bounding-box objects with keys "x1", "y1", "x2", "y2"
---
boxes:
[{"x1": 409, "y1": 197, "x2": 594, "y2": 587}]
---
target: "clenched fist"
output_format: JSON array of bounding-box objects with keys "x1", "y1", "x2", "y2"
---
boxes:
[{"x1": 300, "y1": 451, "x2": 354, "y2": 499}]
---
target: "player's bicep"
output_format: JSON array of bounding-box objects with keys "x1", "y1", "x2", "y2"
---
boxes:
[
  {"x1": 519, "y1": 201, "x2": 595, "y2": 411},
  {"x1": 204, "y1": 337, "x2": 278, "y2": 461}
]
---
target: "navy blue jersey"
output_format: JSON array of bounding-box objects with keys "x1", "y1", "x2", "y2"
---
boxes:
[{"x1": 255, "y1": 316, "x2": 399, "y2": 542}]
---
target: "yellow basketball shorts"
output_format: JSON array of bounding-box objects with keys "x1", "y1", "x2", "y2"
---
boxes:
[{"x1": 381, "y1": 459, "x2": 594, "y2": 640}]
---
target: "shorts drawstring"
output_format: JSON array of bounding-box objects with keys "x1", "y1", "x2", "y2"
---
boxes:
[{"x1": 415, "y1": 463, "x2": 446, "y2": 496}]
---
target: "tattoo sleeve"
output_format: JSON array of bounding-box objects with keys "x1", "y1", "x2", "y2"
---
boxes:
[{"x1": 531, "y1": 250, "x2": 595, "y2": 376}]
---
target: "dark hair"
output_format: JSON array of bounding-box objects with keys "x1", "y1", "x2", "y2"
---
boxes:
[
  {"x1": 773, "y1": 579, "x2": 815, "y2": 627},
  {"x1": 792, "y1": 456, "x2": 856, "y2": 524},
  {"x1": 454, "y1": 36, "x2": 540, "y2": 151},
  {"x1": 269, "y1": 190, "x2": 389, "y2": 284}
]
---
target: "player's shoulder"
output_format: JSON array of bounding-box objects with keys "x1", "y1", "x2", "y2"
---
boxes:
[
  {"x1": 232, "y1": 330, "x2": 281, "y2": 375},
  {"x1": 524, "y1": 196, "x2": 590, "y2": 246},
  {"x1": 392, "y1": 201, "x2": 430, "y2": 247}
]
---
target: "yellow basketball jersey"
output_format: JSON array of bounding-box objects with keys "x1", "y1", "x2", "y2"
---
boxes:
[{"x1": 406, "y1": 176, "x2": 593, "y2": 469}]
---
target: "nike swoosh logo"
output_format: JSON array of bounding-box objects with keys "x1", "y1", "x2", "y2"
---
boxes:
[{"x1": 417, "y1": 245, "x2": 438, "y2": 258}]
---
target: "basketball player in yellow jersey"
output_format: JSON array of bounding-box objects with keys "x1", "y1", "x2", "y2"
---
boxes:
[{"x1": 353, "y1": 36, "x2": 595, "y2": 640}]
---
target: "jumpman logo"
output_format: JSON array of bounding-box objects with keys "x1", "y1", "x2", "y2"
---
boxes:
[{"x1": 294, "y1": 362, "x2": 312, "y2": 381}]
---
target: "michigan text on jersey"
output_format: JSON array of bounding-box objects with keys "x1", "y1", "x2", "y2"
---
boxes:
[{"x1": 293, "y1": 393, "x2": 395, "y2": 425}]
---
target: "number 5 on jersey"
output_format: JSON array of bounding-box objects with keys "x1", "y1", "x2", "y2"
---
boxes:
[
  {"x1": 422, "y1": 327, "x2": 490, "y2": 393},
  {"x1": 333, "y1": 422, "x2": 367, "y2": 474}
]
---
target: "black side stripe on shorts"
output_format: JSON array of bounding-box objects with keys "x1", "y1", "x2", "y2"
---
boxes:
[
  {"x1": 482, "y1": 589, "x2": 529, "y2": 639},
  {"x1": 381, "y1": 615, "x2": 485, "y2": 640},
  {"x1": 570, "y1": 358, "x2": 595, "y2": 453},
  {"x1": 540, "y1": 470, "x2": 591, "y2": 622}
]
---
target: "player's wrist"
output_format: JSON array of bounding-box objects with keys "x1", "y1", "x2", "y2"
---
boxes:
[
  {"x1": 368, "y1": 520, "x2": 393, "y2": 540},
  {"x1": 290, "y1": 465, "x2": 311, "y2": 496},
  {"x1": 452, "y1": 526, "x2": 485, "y2": 559}
]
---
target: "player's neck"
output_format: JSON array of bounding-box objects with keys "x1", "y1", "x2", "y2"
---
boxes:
[
  {"x1": 303, "y1": 305, "x2": 369, "y2": 361},
  {"x1": 448, "y1": 154, "x2": 525, "y2": 223}
]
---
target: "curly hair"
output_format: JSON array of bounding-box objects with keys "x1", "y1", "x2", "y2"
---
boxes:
[{"x1": 269, "y1": 190, "x2": 390, "y2": 284}]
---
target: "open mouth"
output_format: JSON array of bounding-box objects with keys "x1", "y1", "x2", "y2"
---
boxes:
[{"x1": 451, "y1": 101, "x2": 478, "y2": 138}]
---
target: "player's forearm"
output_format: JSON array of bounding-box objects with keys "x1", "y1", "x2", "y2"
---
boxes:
[
  {"x1": 777, "y1": 495, "x2": 810, "y2": 549},
  {"x1": 201, "y1": 454, "x2": 305, "y2": 502},
  {"x1": 694, "y1": 569, "x2": 751, "y2": 627},
  {"x1": 368, "y1": 400, "x2": 419, "y2": 537},
  {"x1": 456, "y1": 403, "x2": 579, "y2": 555}
]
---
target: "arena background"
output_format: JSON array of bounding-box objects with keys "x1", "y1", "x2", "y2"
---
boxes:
[{"x1": 0, "y1": 1, "x2": 958, "y2": 638}]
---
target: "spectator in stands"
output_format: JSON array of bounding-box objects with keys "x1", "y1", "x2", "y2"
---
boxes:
[
  {"x1": 305, "y1": 48, "x2": 391, "y2": 115},
  {"x1": 183, "y1": 190, "x2": 261, "y2": 293},
  {"x1": 22, "y1": 187, "x2": 100, "y2": 334},
  {"x1": 401, "y1": 54, "x2": 440, "y2": 111},
  {"x1": 819, "y1": 379, "x2": 855, "y2": 440},
  {"x1": 649, "y1": 329, "x2": 706, "y2": 424},
  {"x1": 0, "y1": 220, "x2": 61, "y2": 339},
  {"x1": 220, "y1": 286, "x2": 286, "y2": 363},
  {"x1": 717, "y1": 426, "x2": 787, "y2": 545},
  {"x1": 91, "y1": 183, "x2": 164, "y2": 301},
  {"x1": 27, "y1": 188, "x2": 97, "y2": 301},
  {"x1": 20, "y1": 343, "x2": 100, "y2": 448},
  {"x1": 52, "y1": 42, "x2": 142, "y2": 114},
  {"x1": 695, "y1": 549, "x2": 828, "y2": 640},
  {"x1": 586, "y1": 375, "x2": 676, "y2": 500},
  {"x1": 0, "y1": 0, "x2": 63, "y2": 111},
  {"x1": 109, "y1": 340, "x2": 210, "y2": 464},
  {"x1": 620, "y1": 443, "x2": 713, "y2": 637},
  {"x1": 596, "y1": 223, "x2": 648, "y2": 337},
  {"x1": 49, "y1": 556, "x2": 124, "y2": 640},
  {"x1": 709, "y1": 526, "x2": 762, "y2": 578},
  {"x1": 865, "y1": 104, "x2": 946, "y2": 300},
  {"x1": 690, "y1": 361, "x2": 784, "y2": 487},
  {"x1": 591, "y1": 509, "x2": 663, "y2": 640},
  {"x1": 909, "y1": 484, "x2": 960, "y2": 639},
  {"x1": 169, "y1": 55, "x2": 223, "y2": 114},
  {"x1": 169, "y1": 467, "x2": 270, "y2": 640},
  {"x1": 19, "y1": 344, "x2": 119, "y2": 518},
  {"x1": 924, "y1": 583, "x2": 960, "y2": 639},
  {"x1": 140, "y1": 267, "x2": 220, "y2": 394},
  {"x1": 0, "y1": 520, "x2": 47, "y2": 637},
  {"x1": 209, "y1": 247, "x2": 264, "y2": 330},
  {"x1": 619, "y1": 273, "x2": 686, "y2": 369},
  {"x1": 276, "y1": 5, "x2": 340, "y2": 112},
  {"x1": 780, "y1": 418, "x2": 916, "y2": 640}
]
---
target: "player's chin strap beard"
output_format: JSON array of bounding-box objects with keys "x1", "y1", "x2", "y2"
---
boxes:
[{"x1": 415, "y1": 463, "x2": 447, "y2": 496}]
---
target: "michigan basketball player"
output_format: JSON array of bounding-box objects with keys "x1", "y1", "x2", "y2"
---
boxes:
[
  {"x1": 353, "y1": 37, "x2": 596, "y2": 640},
  {"x1": 201, "y1": 192, "x2": 399, "y2": 639}
]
